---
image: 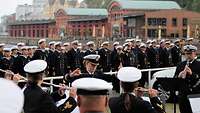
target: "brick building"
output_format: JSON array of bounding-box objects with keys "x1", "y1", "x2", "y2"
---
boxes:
[
  {"x1": 7, "y1": 0, "x2": 200, "y2": 40},
  {"x1": 108, "y1": 0, "x2": 200, "y2": 40}
]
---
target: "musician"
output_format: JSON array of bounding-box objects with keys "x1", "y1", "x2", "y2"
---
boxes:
[
  {"x1": 66, "y1": 54, "x2": 114, "y2": 84},
  {"x1": 72, "y1": 78, "x2": 113, "y2": 113},
  {"x1": 174, "y1": 45, "x2": 200, "y2": 113},
  {"x1": 109, "y1": 67, "x2": 165, "y2": 113},
  {"x1": 23, "y1": 60, "x2": 77, "y2": 113},
  {"x1": 0, "y1": 78, "x2": 24, "y2": 113}
]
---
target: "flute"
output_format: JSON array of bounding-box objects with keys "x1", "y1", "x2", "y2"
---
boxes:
[{"x1": 0, "y1": 69, "x2": 70, "y2": 90}]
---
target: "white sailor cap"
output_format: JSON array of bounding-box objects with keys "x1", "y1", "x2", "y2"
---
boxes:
[
  {"x1": 130, "y1": 38, "x2": 135, "y2": 42},
  {"x1": 86, "y1": 41, "x2": 95, "y2": 46},
  {"x1": 78, "y1": 43, "x2": 82, "y2": 46},
  {"x1": 63, "y1": 42, "x2": 70, "y2": 46},
  {"x1": 165, "y1": 41, "x2": 171, "y2": 44},
  {"x1": 54, "y1": 42, "x2": 62, "y2": 47},
  {"x1": 11, "y1": 46, "x2": 19, "y2": 51},
  {"x1": 151, "y1": 40, "x2": 156, "y2": 43},
  {"x1": 116, "y1": 45, "x2": 123, "y2": 50},
  {"x1": 136, "y1": 39, "x2": 142, "y2": 42},
  {"x1": 72, "y1": 78, "x2": 113, "y2": 95},
  {"x1": 17, "y1": 42, "x2": 25, "y2": 46},
  {"x1": 38, "y1": 38, "x2": 46, "y2": 44},
  {"x1": 0, "y1": 43, "x2": 5, "y2": 47},
  {"x1": 84, "y1": 54, "x2": 100, "y2": 64},
  {"x1": 174, "y1": 39, "x2": 180, "y2": 43},
  {"x1": 123, "y1": 42, "x2": 129, "y2": 47},
  {"x1": 186, "y1": 38, "x2": 194, "y2": 41},
  {"x1": 0, "y1": 78, "x2": 24, "y2": 113},
  {"x1": 139, "y1": 43, "x2": 146, "y2": 48},
  {"x1": 113, "y1": 41, "x2": 120, "y2": 46},
  {"x1": 125, "y1": 39, "x2": 131, "y2": 42},
  {"x1": 24, "y1": 60, "x2": 47, "y2": 74},
  {"x1": 117, "y1": 67, "x2": 142, "y2": 82},
  {"x1": 21, "y1": 46, "x2": 28, "y2": 50},
  {"x1": 49, "y1": 41, "x2": 56, "y2": 45},
  {"x1": 71, "y1": 40, "x2": 79, "y2": 45},
  {"x1": 3, "y1": 48, "x2": 11, "y2": 52},
  {"x1": 101, "y1": 41, "x2": 109, "y2": 46},
  {"x1": 160, "y1": 39, "x2": 165, "y2": 44},
  {"x1": 170, "y1": 43, "x2": 174, "y2": 46},
  {"x1": 146, "y1": 40, "x2": 151, "y2": 44},
  {"x1": 183, "y1": 45, "x2": 197, "y2": 52}
]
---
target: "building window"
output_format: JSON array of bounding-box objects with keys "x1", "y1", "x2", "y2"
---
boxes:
[
  {"x1": 183, "y1": 18, "x2": 188, "y2": 26},
  {"x1": 46, "y1": 30, "x2": 48, "y2": 38},
  {"x1": 147, "y1": 29, "x2": 157, "y2": 38},
  {"x1": 161, "y1": 18, "x2": 167, "y2": 26},
  {"x1": 33, "y1": 30, "x2": 35, "y2": 37},
  {"x1": 37, "y1": 30, "x2": 40, "y2": 37},
  {"x1": 183, "y1": 29, "x2": 187, "y2": 38},
  {"x1": 172, "y1": 18, "x2": 177, "y2": 27},
  {"x1": 28, "y1": 30, "x2": 31, "y2": 37},
  {"x1": 148, "y1": 18, "x2": 167, "y2": 26}
]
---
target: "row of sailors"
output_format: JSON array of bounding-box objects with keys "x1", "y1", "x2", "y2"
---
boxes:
[
  {"x1": 1, "y1": 44, "x2": 199, "y2": 113},
  {"x1": 0, "y1": 59, "x2": 166, "y2": 113},
  {"x1": 0, "y1": 38, "x2": 195, "y2": 77}
]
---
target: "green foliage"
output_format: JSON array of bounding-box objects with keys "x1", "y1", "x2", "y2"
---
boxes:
[{"x1": 83, "y1": 0, "x2": 200, "y2": 12}]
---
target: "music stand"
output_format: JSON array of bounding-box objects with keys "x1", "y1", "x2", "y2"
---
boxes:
[
  {"x1": 156, "y1": 78, "x2": 186, "y2": 113},
  {"x1": 188, "y1": 94, "x2": 200, "y2": 113}
]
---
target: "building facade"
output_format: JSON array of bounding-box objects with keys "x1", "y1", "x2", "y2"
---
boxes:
[{"x1": 7, "y1": 0, "x2": 200, "y2": 40}]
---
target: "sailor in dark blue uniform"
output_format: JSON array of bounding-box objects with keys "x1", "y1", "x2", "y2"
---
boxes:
[
  {"x1": 32, "y1": 39, "x2": 48, "y2": 61},
  {"x1": 0, "y1": 48, "x2": 14, "y2": 70},
  {"x1": 85, "y1": 41, "x2": 97, "y2": 56},
  {"x1": 174, "y1": 45, "x2": 200, "y2": 113},
  {"x1": 72, "y1": 77, "x2": 113, "y2": 113},
  {"x1": 109, "y1": 67, "x2": 165, "y2": 113},
  {"x1": 23, "y1": 60, "x2": 77, "y2": 113}
]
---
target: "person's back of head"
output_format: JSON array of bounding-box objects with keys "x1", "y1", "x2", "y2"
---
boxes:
[{"x1": 72, "y1": 78, "x2": 113, "y2": 113}]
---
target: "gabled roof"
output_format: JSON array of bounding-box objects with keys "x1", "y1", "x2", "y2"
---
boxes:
[
  {"x1": 64, "y1": 8, "x2": 108, "y2": 16},
  {"x1": 111, "y1": 0, "x2": 181, "y2": 10}
]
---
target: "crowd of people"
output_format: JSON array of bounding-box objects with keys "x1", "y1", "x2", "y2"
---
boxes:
[
  {"x1": 0, "y1": 37, "x2": 200, "y2": 113},
  {"x1": 0, "y1": 37, "x2": 198, "y2": 86}
]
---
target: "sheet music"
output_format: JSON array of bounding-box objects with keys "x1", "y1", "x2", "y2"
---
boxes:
[{"x1": 189, "y1": 98, "x2": 200, "y2": 113}]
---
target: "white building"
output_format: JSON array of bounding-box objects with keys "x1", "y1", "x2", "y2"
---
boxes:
[{"x1": 16, "y1": 4, "x2": 33, "y2": 21}]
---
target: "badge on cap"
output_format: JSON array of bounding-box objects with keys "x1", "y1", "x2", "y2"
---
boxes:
[
  {"x1": 84, "y1": 54, "x2": 100, "y2": 64},
  {"x1": 183, "y1": 45, "x2": 197, "y2": 52}
]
